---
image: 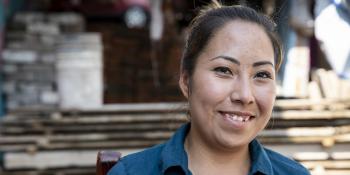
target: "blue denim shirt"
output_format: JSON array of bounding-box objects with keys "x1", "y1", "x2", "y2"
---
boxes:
[{"x1": 108, "y1": 123, "x2": 310, "y2": 175}]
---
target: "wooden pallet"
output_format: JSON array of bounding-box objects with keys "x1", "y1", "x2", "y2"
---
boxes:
[{"x1": 1, "y1": 99, "x2": 350, "y2": 174}]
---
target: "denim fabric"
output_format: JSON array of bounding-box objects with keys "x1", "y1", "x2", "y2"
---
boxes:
[{"x1": 107, "y1": 123, "x2": 310, "y2": 175}]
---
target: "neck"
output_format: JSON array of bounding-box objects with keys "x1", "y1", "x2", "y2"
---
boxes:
[{"x1": 185, "y1": 128, "x2": 250, "y2": 175}]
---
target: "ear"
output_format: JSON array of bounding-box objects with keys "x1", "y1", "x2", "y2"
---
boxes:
[{"x1": 179, "y1": 71, "x2": 190, "y2": 99}]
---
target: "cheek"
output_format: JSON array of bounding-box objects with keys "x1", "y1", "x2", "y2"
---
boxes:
[
  {"x1": 191, "y1": 73, "x2": 230, "y2": 107},
  {"x1": 254, "y1": 83, "x2": 276, "y2": 115}
]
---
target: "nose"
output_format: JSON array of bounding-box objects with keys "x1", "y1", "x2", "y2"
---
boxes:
[{"x1": 230, "y1": 77, "x2": 254, "y2": 105}]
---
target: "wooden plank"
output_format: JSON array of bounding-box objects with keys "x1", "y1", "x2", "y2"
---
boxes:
[
  {"x1": 4, "y1": 150, "x2": 97, "y2": 170},
  {"x1": 0, "y1": 168, "x2": 96, "y2": 175},
  {"x1": 310, "y1": 170, "x2": 350, "y2": 175},
  {"x1": 308, "y1": 81, "x2": 325, "y2": 110},
  {"x1": 7, "y1": 102, "x2": 187, "y2": 115},
  {"x1": 273, "y1": 110, "x2": 350, "y2": 119},
  {"x1": 0, "y1": 140, "x2": 165, "y2": 152},
  {"x1": 259, "y1": 136, "x2": 346, "y2": 145},
  {"x1": 0, "y1": 122, "x2": 184, "y2": 134},
  {"x1": 4, "y1": 149, "x2": 140, "y2": 170},
  {"x1": 0, "y1": 131, "x2": 174, "y2": 144},
  {"x1": 301, "y1": 160, "x2": 350, "y2": 169},
  {"x1": 340, "y1": 79, "x2": 350, "y2": 100},
  {"x1": 1, "y1": 126, "x2": 350, "y2": 145},
  {"x1": 2, "y1": 118, "x2": 349, "y2": 135},
  {"x1": 2, "y1": 110, "x2": 350, "y2": 127},
  {"x1": 274, "y1": 99, "x2": 350, "y2": 110},
  {"x1": 0, "y1": 113, "x2": 188, "y2": 124},
  {"x1": 314, "y1": 69, "x2": 331, "y2": 98},
  {"x1": 2, "y1": 133, "x2": 350, "y2": 152},
  {"x1": 327, "y1": 70, "x2": 341, "y2": 99},
  {"x1": 1, "y1": 97, "x2": 350, "y2": 174},
  {"x1": 5, "y1": 98, "x2": 350, "y2": 115},
  {"x1": 4, "y1": 143, "x2": 350, "y2": 171},
  {"x1": 265, "y1": 143, "x2": 350, "y2": 159}
]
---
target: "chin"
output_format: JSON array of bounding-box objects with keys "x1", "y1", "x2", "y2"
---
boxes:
[{"x1": 214, "y1": 131, "x2": 253, "y2": 150}]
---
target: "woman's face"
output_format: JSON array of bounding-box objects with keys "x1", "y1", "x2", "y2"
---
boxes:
[{"x1": 180, "y1": 20, "x2": 276, "y2": 151}]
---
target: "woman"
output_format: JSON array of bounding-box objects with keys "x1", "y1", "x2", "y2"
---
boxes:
[{"x1": 108, "y1": 2, "x2": 310, "y2": 175}]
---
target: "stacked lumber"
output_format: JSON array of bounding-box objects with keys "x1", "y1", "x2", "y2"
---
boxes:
[
  {"x1": 310, "y1": 69, "x2": 350, "y2": 101},
  {"x1": 1, "y1": 12, "x2": 103, "y2": 111},
  {"x1": 1, "y1": 99, "x2": 350, "y2": 175}
]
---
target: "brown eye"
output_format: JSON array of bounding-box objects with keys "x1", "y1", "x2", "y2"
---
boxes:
[
  {"x1": 213, "y1": 67, "x2": 232, "y2": 75},
  {"x1": 255, "y1": 71, "x2": 272, "y2": 79}
]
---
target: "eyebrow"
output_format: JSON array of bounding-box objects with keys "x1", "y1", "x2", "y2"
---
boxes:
[
  {"x1": 210, "y1": 55, "x2": 274, "y2": 67},
  {"x1": 253, "y1": 61, "x2": 274, "y2": 67},
  {"x1": 211, "y1": 55, "x2": 240, "y2": 65}
]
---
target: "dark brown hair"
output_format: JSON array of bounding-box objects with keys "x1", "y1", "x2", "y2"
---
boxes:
[{"x1": 181, "y1": 2, "x2": 283, "y2": 77}]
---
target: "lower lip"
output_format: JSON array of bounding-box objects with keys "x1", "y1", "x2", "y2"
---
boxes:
[{"x1": 220, "y1": 113, "x2": 252, "y2": 130}]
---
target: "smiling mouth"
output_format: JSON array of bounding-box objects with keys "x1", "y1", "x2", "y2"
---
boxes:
[{"x1": 219, "y1": 111, "x2": 255, "y2": 123}]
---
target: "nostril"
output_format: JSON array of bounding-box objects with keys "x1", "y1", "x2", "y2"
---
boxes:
[
  {"x1": 230, "y1": 88, "x2": 254, "y2": 105},
  {"x1": 227, "y1": 70, "x2": 255, "y2": 104}
]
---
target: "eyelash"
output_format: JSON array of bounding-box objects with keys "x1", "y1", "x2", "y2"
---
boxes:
[
  {"x1": 255, "y1": 71, "x2": 272, "y2": 79},
  {"x1": 213, "y1": 67, "x2": 272, "y2": 79},
  {"x1": 213, "y1": 67, "x2": 232, "y2": 75}
]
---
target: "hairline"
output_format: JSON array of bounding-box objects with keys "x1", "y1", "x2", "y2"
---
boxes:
[{"x1": 187, "y1": 19, "x2": 277, "y2": 74}]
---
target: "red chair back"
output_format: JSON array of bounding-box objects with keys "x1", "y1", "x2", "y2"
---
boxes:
[{"x1": 96, "y1": 151, "x2": 121, "y2": 175}]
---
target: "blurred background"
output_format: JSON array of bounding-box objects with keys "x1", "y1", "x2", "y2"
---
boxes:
[{"x1": 0, "y1": 0, "x2": 350, "y2": 174}]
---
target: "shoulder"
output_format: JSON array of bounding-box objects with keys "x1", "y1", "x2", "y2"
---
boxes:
[
  {"x1": 121, "y1": 143, "x2": 164, "y2": 167},
  {"x1": 107, "y1": 143, "x2": 165, "y2": 175},
  {"x1": 264, "y1": 148, "x2": 310, "y2": 175}
]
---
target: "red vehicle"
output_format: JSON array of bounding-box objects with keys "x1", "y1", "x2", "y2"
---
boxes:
[{"x1": 51, "y1": 0, "x2": 150, "y2": 28}]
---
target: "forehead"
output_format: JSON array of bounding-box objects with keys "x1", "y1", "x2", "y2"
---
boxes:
[{"x1": 199, "y1": 20, "x2": 274, "y2": 65}]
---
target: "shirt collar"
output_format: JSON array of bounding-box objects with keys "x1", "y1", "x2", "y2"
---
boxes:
[
  {"x1": 160, "y1": 123, "x2": 190, "y2": 174},
  {"x1": 249, "y1": 139, "x2": 273, "y2": 175},
  {"x1": 160, "y1": 123, "x2": 273, "y2": 175}
]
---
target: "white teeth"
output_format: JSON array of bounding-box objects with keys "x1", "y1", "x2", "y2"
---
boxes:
[
  {"x1": 233, "y1": 115, "x2": 238, "y2": 120},
  {"x1": 225, "y1": 114, "x2": 249, "y2": 122}
]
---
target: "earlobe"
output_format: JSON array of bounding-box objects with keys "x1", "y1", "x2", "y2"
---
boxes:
[{"x1": 179, "y1": 72, "x2": 189, "y2": 99}]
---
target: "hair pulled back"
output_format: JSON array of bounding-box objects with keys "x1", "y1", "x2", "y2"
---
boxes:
[{"x1": 181, "y1": 1, "x2": 282, "y2": 76}]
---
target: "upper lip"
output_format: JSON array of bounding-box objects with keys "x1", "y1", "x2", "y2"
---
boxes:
[{"x1": 219, "y1": 111, "x2": 256, "y2": 117}]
